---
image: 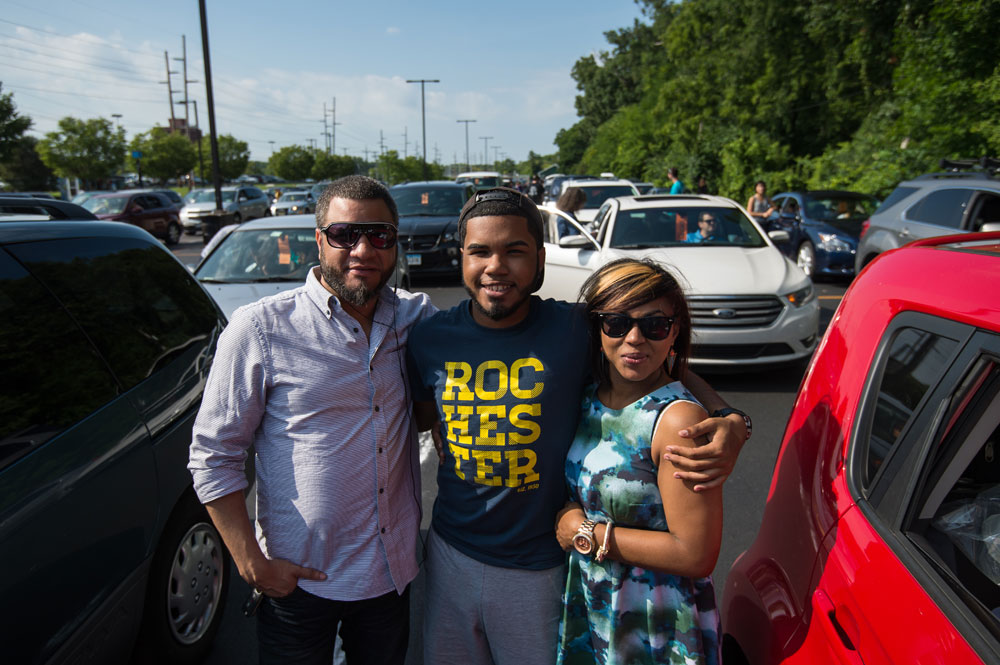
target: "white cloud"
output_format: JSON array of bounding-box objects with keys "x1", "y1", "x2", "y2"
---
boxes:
[{"x1": 386, "y1": 26, "x2": 400, "y2": 35}]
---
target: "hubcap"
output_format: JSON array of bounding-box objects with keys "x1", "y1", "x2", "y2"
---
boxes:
[
  {"x1": 167, "y1": 522, "x2": 225, "y2": 645},
  {"x1": 797, "y1": 243, "x2": 814, "y2": 277}
]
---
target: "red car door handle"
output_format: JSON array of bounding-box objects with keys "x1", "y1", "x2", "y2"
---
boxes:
[{"x1": 812, "y1": 590, "x2": 864, "y2": 665}]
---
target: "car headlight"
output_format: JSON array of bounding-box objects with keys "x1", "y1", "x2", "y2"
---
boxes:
[
  {"x1": 291, "y1": 205, "x2": 300, "y2": 212},
  {"x1": 817, "y1": 232, "x2": 851, "y2": 253},
  {"x1": 783, "y1": 283, "x2": 815, "y2": 307},
  {"x1": 442, "y1": 232, "x2": 455, "y2": 242}
]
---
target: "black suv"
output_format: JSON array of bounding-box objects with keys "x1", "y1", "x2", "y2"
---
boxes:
[{"x1": 1, "y1": 211, "x2": 232, "y2": 664}]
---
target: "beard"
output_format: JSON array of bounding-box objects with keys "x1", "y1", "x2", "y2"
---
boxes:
[
  {"x1": 320, "y1": 258, "x2": 394, "y2": 307},
  {"x1": 463, "y1": 264, "x2": 543, "y2": 322}
]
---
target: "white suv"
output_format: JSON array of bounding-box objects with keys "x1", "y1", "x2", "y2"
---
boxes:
[{"x1": 557, "y1": 178, "x2": 640, "y2": 224}]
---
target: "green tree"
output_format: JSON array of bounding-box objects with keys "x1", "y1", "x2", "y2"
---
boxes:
[
  {"x1": 269, "y1": 145, "x2": 314, "y2": 181},
  {"x1": 0, "y1": 83, "x2": 32, "y2": 163},
  {"x1": 0, "y1": 135, "x2": 54, "y2": 191},
  {"x1": 312, "y1": 152, "x2": 357, "y2": 180},
  {"x1": 127, "y1": 127, "x2": 197, "y2": 183},
  {"x1": 201, "y1": 133, "x2": 250, "y2": 181},
  {"x1": 37, "y1": 116, "x2": 125, "y2": 183}
]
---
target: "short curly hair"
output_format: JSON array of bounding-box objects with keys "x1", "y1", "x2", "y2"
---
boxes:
[{"x1": 315, "y1": 175, "x2": 398, "y2": 228}]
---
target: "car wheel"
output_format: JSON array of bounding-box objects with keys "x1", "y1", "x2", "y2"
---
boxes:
[
  {"x1": 232, "y1": 212, "x2": 242, "y2": 224},
  {"x1": 264, "y1": 208, "x2": 272, "y2": 217},
  {"x1": 796, "y1": 241, "x2": 816, "y2": 278},
  {"x1": 165, "y1": 222, "x2": 182, "y2": 246},
  {"x1": 133, "y1": 493, "x2": 229, "y2": 665}
]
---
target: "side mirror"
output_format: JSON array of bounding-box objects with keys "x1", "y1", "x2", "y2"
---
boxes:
[
  {"x1": 768, "y1": 230, "x2": 791, "y2": 243},
  {"x1": 559, "y1": 234, "x2": 596, "y2": 248}
]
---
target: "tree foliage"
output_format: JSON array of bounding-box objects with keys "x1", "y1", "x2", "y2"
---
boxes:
[
  {"x1": 127, "y1": 127, "x2": 197, "y2": 183},
  {"x1": 0, "y1": 135, "x2": 54, "y2": 191},
  {"x1": 312, "y1": 152, "x2": 358, "y2": 181},
  {"x1": 0, "y1": 83, "x2": 32, "y2": 163},
  {"x1": 373, "y1": 150, "x2": 443, "y2": 185},
  {"x1": 557, "y1": 0, "x2": 1000, "y2": 198},
  {"x1": 269, "y1": 145, "x2": 314, "y2": 181},
  {"x1": 37, "y1": 116, "x2": 126, "y2": 183},
  {"x1": 202, "y1": 133, "x2": 250, "y2": 181}
]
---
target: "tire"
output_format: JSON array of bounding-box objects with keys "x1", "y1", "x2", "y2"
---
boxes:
[
  {"x1": 133, "y1": 493, "x2": 230, "y2": 665},
  {"x1": 796, "y1": 241, "x2": 816, "y2": 278},
  {"x1": 165, "y1": 222, "x2": 182, "y2": 246},
  {"x1": 264, "y1": 208, "x2": 272, "y2": 217},
  {"x1": 232, "y1": 212, "x2": 242, "y2": 224}
]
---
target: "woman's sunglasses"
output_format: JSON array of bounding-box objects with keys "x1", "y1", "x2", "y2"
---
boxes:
[
  {"x1": 597, "y1": 313, "x2": 675, "y2": 341},
  {"x1": 320, "y1": 223, "x2": 397, "y2": 250}
]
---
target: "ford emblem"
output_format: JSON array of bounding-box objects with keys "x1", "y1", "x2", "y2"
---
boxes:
[{"x1": 713, "y1": 308, "x2": 737, "y2": 319}]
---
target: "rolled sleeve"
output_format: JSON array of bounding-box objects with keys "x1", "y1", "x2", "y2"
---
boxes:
[{"x1": 189, "y1": 308, "x2": 269, "y2": 503}]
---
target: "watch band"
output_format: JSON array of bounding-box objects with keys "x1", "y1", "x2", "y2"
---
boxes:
[{"x1": 711, "y1": 407, "x2": 752, "y2": 441}]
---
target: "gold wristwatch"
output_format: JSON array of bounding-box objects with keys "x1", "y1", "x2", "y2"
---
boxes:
[{"x1": 573, "y1": 519, "x2": 597, "y2": 556}]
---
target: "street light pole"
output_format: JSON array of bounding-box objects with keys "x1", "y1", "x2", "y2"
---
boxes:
[
  {"x1": 457, "y1": 119, "x2": 475, "y2": 172},
  {"x1": 479, "y1": 136, "x2": 493, "y2": 170},
  {"x1": 406, "y1": 78, "x2": 439, "y2": 180}
]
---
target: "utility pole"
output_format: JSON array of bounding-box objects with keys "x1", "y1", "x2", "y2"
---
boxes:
[
  {"x1": 322, "y1": 103, "x2": 329, "y2": 153},
  {"x1": 379, "y1": 130, "x2": 385, "y2": 155},
  {"x1": 199, "y1": 0, "x2": 226, "y2": 232},
  {"x1": 111, "y1": 113, "x2": 122, "y2": 129},
  {"x1": 406, "y1": 78, "x2": 439, "y2": 180},
  {"x1": 173, "y1": 35, "x2": 197, "y2": 133},
  {"x1": 330, "y1": 98, "x2": 341, "y2": 155},
  {"x1": 192, "y1": 99, "x2": 205, "y2": 183},
  {"x1": 160, "y1": 51, "x2": 178, "y2": 127},
  {"x1": 269, "y1": 140, "x2": 275, "y2": 155},
  {"x1": 479, "y1": 136, "x2": 493, "y2": 170},
  {"x1": 402, "y1": 126, "x2": 408, "y2": 159},
  {"x1": 493, "y1": 145, "x2": 501, "y2": 167},
  {"x1": 457, "y1": 119, "x2": 475, "y2": 172}
]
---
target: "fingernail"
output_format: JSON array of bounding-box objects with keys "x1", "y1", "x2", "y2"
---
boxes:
[{"x1": 679, "y1": 429, "x2": 690, "y2": 437}]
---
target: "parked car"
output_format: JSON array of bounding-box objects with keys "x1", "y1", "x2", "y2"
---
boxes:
[
  {"x1": 0, "y1": 216, "x2": 232, "y2": 664},
  {"x1": 71, "y1": 189, "x2": 114, "y2": 206},
  {"x1": 194, "y1": 214, "x2": 410, "y2": 319},
  {"x1": 389, "y1": 181, "x2": 473, "y2": 277},
  {"x1": 768, "y1": 190, "x2": 880, "y2": 278},
  {"x1": 270, "y1": 190, "x2": 316, "y2": 216},
  {"x1": 537, "y1": 194, "x2": 819, "y2": 368},
  {"x1": 0, "y1": 194, "x2": 96, "y2": 220},
  {"x1": 455, "y1": 171, "x2": 502, "y2": 191},
  {"x1": 179, "y1": 186, "x2": 270, "y2": 235},
  {"x1": 855, "y1": 168, "x2": 1000, "y2": 273},
  {"x1": 721, "y1": 231, "x2": 1000, "y2": 664},
  {"x1": 135, "y1": 187, "x2": 184, "y2": 207},
  {"x1": 82, "y1": 190, "x2": 183, "y2": 245},
  {"x1": 555, "y1": 178, "x2": 640, "y2": 224}
]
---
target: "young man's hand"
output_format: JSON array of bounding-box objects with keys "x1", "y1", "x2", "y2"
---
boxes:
[{"x1": 664, "y1": 413, "x2": 747, "y2": 491}]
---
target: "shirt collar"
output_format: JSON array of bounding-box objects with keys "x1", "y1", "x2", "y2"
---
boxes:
[{"x1": 304, "y1": 266, "x2": 397, "y2": 322}]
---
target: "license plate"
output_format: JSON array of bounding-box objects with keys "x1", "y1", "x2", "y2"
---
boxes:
[{"x1": 407, "y1": 254, "x2": 421, "y2": 266}]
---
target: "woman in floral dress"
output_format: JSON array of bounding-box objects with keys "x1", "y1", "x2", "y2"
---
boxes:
[{"x1": 555, "y1": 258, "x2": 723, "y2": 665}]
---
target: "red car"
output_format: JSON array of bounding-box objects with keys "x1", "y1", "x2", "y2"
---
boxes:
[
  {"x1": 82, "y1": 191, "x2": 182, "y2": 246},
  {"x1": 722, "y1": 232, "x2": 1000, "y2": 664}
]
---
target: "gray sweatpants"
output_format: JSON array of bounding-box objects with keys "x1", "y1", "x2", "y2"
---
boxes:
[{"x1": 423, "y1": 528, "x2": 566, "y2": 665}]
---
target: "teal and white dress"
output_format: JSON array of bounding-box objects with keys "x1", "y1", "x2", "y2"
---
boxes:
[{"x1": 557, "y1": 382, "x2": 721, "y2": 665}]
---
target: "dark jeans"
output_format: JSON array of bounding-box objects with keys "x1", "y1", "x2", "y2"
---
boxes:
[{"x1": 258, "y1": 585, "x2": 410, "y2": 665}]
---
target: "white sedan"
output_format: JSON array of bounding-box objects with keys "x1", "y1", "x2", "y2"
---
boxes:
[{"x1": 537, "y1": 194, "x2": 820, "y2": 368}]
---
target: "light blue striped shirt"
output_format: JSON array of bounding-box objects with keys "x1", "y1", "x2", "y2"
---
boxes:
[{"x1": 189, "y1": 267, "x2": 436, "y2": 600}]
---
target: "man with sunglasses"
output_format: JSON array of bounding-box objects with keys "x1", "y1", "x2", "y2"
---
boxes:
[
  {"x1": 189, "y1": 175, "x2": 434, "y2": 665},
  {"x1": 686, "y1": 211, "x2": 723, "y2": 243},
  {"x1": 406, "y1": 188, "x2": 750, "y2": 665}
]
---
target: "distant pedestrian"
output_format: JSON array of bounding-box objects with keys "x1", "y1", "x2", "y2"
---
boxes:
[
  {"x1": 528, "y1": 174, "x2": 545, "y2": 204},
  {"x1": 696, "y1": 175, "x2": 709, "y2": 195},
  {"x1": 746, "y1": 180, "x2": 775, "y2": 222},
  {"x1": 668, "y1": 167, "x2": 685, "y2": 195}
]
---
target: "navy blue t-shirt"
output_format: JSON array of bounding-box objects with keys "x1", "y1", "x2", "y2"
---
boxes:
[{"x1": 406, "y1": 297, "x2": 590, "y2": 569}]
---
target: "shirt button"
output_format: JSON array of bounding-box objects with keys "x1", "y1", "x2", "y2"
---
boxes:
[
  {"x1": 353, "y1": 327, "x2": 359, "y2": 333},
  {"x1": 378, "y1": 447, "x2": 383, "y2": 453},
  {"x1": 381, "y1": 527, "x2": 386, "y2": 534},
  {"x1": 374, "y1": 406, "x2": 380, "y2": 412},
  {"x1": 379, "y1": 488, "x2": 384, "y2": 494}
]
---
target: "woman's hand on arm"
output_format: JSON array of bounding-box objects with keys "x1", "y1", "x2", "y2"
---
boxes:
[{"x1": 555, "y1": 502, "x2": 586, "y2": 551}]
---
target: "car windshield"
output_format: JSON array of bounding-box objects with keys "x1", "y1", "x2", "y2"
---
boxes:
[
  {"x1": 83, "y1": 196, "x2": 130, "y2": 215},
  {"x1": 581, "y1": 186, "x2": 636, "y2": 208},
  {"x1": 391, "y1": 187, "x2": 468, "y2": 216},
  {"x1": 802, "y1": 194, "x2": 879, "y2": 222},
  {"x1": 456, "y1": 176, "x2": 499, "y2": 188},
  {"x1": 281, "y1": 193, "x2": 308, "y2": 202},
  {"x1": 189, "y1": 189, "x2": 235, "y2": 204},
  {"x1": 196, "y1": 228, "x2": 319, "y2": 282},
  {"x1": 609, "y1": 206, "x2": 767, "y2": 248}
]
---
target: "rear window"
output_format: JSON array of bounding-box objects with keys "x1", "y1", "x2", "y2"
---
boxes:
[
  {"x1": 391, "y1": 187, "x2": 468, "y2": 217},
  {"x1": 581, "y1": 186, "x2": 636, "y2": 208},
  {"x1": 609, "y1": 207, "x2": 765, "y2": 248},
  {"x1": 874, "y1": 186, "x2": 919, "y2": 214}
]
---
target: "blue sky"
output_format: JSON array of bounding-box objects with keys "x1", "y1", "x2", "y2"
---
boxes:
[{"x1": 2, "y1": 0, "x2": 646, "y2": 165}]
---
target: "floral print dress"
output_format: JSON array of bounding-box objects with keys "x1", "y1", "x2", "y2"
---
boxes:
[{"x1": 557, "y1": 382, "x2": 721, "y2": 665}]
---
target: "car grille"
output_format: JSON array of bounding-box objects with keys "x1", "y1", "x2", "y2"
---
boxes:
[
  {"x1": 402, "y1": 234, "x2": 439, "y2": 251},
  {"x1": 688, "y1": 295, "x2": 784, "y2": 328}
]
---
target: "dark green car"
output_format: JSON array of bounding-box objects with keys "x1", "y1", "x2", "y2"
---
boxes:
[{"x1": 0, "y1": 209, "x2": 235, "y2": 664}]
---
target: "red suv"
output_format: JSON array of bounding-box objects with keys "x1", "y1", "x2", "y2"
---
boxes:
[
  {"x1": 82, "y1": 191, "x2": 183, "y2": 246},
  {"x1": 722, "y1": 232, "x2": 1000, "y2": 664}
]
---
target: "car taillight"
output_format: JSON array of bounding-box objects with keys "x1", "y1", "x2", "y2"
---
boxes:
[{"x1": 860, "y1": 218, "x2": 870, "y2": 238}]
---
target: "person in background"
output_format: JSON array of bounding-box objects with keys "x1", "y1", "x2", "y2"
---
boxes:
[
  {"x1": 555, "y1": 186, "x2": 587, "y2": 238},
  {"x1": 696, "y1": 175, "x2": 709, "y2": 194},
  {"x1": 188, "y1": 175, "x2": 434, "y2": 665},
  {"x1": 528, "y1": 174, "x2": 546, "y2": 204},
  {"x1": 667, "y1": 167, "x2": 685, "y2": 195},
  {"x1": 556, "y1": 258, "x2": 722, "y2": 665},
  {"x1": 746, "y1": 180, "x2": 775, "y2": 222},
  {"x1": 685, "y1": 211, "x2": 722, "y2": 244}
]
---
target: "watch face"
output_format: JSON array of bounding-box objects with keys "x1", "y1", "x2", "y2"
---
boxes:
[{"x1": 573, "y1": 534, "x2": 594, "y2": 554}]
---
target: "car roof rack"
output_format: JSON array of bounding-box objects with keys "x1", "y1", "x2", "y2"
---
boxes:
[{"x1": 914, "y1": 157, "x2": 999, "y2": 180}]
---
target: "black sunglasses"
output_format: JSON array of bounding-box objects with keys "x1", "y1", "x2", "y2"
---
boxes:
[
  {"x1": 320, "y1": 223, "x2": 397, "y2": 250},
  {"x1": 597, "y1": 313, "x2": 676, "y2": 341}
]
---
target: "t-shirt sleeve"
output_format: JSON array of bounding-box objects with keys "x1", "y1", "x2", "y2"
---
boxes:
[{"x1": 405, "y1": 327, "x2": 434, "y2": 402}]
